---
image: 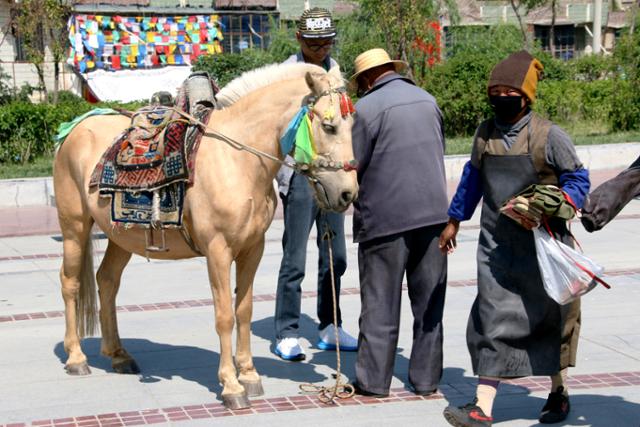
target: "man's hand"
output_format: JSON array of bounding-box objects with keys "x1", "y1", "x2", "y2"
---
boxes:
[{"x1": 438, "y1": 219, "x2": 460, "y2": 254}]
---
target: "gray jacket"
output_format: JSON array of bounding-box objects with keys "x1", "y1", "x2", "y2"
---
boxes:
[{"x1": 352, "y1": 73, "x2": 449, "y2": 243}]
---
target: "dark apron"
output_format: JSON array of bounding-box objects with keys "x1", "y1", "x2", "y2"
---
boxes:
[{"x1": 467, "y1": 151, "x2": 572, "y2": 377}]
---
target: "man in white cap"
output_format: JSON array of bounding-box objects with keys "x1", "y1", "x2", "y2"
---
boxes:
[
  {"x1": 273, "y1": 7, "x2": 358, "y2": 361},
  {"x1": 349, "y1": 48, "x2": 449, "y2": 397}
]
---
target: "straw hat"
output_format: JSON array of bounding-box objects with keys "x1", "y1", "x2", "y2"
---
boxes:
[{"x1": 350, "y1": 48, "x2": 407, "y2": 84}]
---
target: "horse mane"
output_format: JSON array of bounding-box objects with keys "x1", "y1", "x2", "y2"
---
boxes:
[{"x1": 216, "y1": 62, "x2": 326, "y2": 108}]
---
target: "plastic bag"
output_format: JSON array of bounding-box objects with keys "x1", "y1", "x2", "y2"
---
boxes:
[{"x1": 533, "y1": 227, "x2": 610, "y2": 305}]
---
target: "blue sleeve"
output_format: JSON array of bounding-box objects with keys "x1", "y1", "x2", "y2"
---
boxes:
[
  {"x1": 447, "y1": 161, "x2": 484, "y2": 221},
  {"x1": 559, "y1": 167, "x2": 590, "y2": 209}
]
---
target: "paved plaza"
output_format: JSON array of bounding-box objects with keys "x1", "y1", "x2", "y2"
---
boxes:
[{"x1": 1, "y1": 166, "x2": 640, "y2": 427}]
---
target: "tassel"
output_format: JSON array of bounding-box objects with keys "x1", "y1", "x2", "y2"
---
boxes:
[
  {"x1": 348, "y1": 97, "x2": 355, "y2": 114},
  {"x1": 340, "y1": 93, "x2": 349, "y2": 118}
]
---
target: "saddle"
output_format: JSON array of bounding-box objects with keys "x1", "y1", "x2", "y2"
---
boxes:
[{"x1": 89, "y1": 72, "x2": 218, "y2": 252}]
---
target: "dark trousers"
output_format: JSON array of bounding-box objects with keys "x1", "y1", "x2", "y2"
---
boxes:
[
  {"x1": 275, "y1": 173, "x2": 347, "y2": 340},
  {"x1": 355, "y1": 223, "x2": 447, "y2": 394}
]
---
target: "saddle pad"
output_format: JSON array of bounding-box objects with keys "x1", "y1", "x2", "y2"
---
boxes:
[
  {"x1": 89, "y1": 106, "x2": 212, "y2": 228},
  {"x1": 108, "y1": 182, "x2": 185, "y2": 227},
  {"x1": 90, "y1": 107, "x2": 212, "y2": 192}
]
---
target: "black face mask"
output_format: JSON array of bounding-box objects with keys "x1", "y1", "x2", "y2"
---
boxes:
[{"x1": 489, "y1": 95, "x2": 525, "y2": 122}]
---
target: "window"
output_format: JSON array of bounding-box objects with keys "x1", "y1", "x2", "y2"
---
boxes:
[
  {"x1": 219, "y1": 14, "x2": 272, "y2": 53},
  {"x1": 534, "y1": 25, "x2": 575, "y2": 60},
  {"x1": 10, "y1": 9, "x2": 45, "y2": 62}
]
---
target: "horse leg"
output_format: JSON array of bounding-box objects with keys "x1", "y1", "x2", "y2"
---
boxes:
[
  {"x1": 206, "y1": 244, "x2": 250, "y2": 409},
  {"x1": 234, "y1": 239, "x2": 265, "y2": 397},
  {"x1": 59, "y1": 216, "x2": 98, "y2": 375},
  {"x1": 96, "y1": 240, "x2": 137, "y2": 374}
]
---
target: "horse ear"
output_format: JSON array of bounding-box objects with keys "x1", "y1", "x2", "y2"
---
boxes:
[{"x1": 305, "y1": 71, "x2": 323, "y2": 95}]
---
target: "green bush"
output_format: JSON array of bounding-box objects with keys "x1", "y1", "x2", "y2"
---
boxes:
[
  {"x1": 334, "y1": 11, "x2": 384, "y2": 79},
  {"x1": 610, "y1": 81, "x2": 640, "y2": 132},
  {"x1": 535, "y1": 79, "x2": 614, "y2": 126},
  {"x1": 0, "y1": 96, "x2": 144, "y2": 165},
  {"x1": 422, "y1": 25, "x2": 523, "y2": 136},
  {"x1": 192, "y1": 49, "x2": 276, "y2": 87}
]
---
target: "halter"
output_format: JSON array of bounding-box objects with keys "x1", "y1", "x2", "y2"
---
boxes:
[{"x1": 281, "y1": 83, "x2": 358, "y2": 174}]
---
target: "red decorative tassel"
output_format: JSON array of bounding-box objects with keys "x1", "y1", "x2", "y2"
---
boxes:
[
  {"x1": 348, "y1": 97, "x2": 355, "y2": 114},
  {"x1": 339, "y1": 93, "x2": 349, "y2": 118}
]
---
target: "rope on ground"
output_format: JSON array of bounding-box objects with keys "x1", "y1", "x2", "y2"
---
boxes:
[{"x1": 299, "y1": 220, "x2": 355, "y2": 404}]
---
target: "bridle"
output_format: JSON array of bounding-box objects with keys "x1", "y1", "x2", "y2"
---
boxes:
[
  {"x1": 293, "y1": 83, "x2": 358, "y2": 175},
  {"x1": 170, "y1": 81, "x2": 358, "y2": 177}
]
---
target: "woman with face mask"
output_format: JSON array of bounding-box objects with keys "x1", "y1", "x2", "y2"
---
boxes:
[{"x1": 438, "y1": 50, "x2": 591, "y2": 427}]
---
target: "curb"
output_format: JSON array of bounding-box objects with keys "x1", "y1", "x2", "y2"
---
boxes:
[{"x1": 1, "y1": 142, "x2": 639, "y2": 209}]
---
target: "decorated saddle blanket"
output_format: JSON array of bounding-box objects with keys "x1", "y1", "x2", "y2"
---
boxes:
[{"x1": 89, "y1": 103, "x2": 213, "y2": 228}]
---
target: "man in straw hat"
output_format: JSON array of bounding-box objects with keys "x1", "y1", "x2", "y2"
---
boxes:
[
  {"x1": 349, "y1": 48, "x2": 449, "y2": 397},
  {"x1": 439, "y1": 50, "x2": 590, "y2": 426},
  {"x1": 273, "y1": 7, "x2": 358, "y2": 362}
]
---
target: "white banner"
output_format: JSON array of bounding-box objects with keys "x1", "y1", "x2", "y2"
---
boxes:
[{"x1": 83, "y1": 66, "x2": 193, "y2": 103}]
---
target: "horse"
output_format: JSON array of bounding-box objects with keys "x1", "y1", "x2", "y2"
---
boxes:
[{"x1": 53, "y1": 63, "x2": 358, "y2": 409}]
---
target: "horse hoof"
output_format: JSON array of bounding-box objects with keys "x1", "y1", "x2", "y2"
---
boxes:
[
  {"x1": 239, "y1": 379, "x2": 264, "y2": 397},
  {"x1": 65, "y1": 362, "x2": 91, "y2": 375},
  {"x1": 113, "y1": 359, "x2": 140, "y2": 374},
  {"x1": 222, "y1": 393, "x2": 251, "y2": 409}
]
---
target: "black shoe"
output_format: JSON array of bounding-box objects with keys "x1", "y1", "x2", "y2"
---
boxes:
[
  {"x1": 443, "y1": 399, "x2": 493, "y2": 427},
  {"x1": 351, "y1": 382, "x2": 389, "y2": 398},
  {"x1": 408, "y1": 384, "x2": 438, "y2": 396},
  {"x1": 539, "y1": 386, "x2": 570, "y2": 423}
]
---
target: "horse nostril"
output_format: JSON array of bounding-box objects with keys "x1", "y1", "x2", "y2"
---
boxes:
[{"x1": 341, "y1": 191, "x2": 353, "y2": 204}]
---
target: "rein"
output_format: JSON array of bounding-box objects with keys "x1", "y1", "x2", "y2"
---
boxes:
[{"x1": 170, "y1": 86, "x2": 357, "y2": 175}]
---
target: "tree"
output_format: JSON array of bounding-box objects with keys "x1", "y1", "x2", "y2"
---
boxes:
[
  {"x1": 357, "y1": 0, "x2": 458, "y2": 79},
  {"x1": 11, "y1": 0, "x2": 72, "y2": 103},
  {"x1": 507, "y1": 0, "x2": 547, "y2": 49}
]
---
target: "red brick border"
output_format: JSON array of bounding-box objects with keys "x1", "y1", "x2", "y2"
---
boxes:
[
  {"x1": 1, "y1": 268, "x2": 639, "y2": 324},
  {"x1": 2, "y1": 371, "x2": 640, "y2": 426}
]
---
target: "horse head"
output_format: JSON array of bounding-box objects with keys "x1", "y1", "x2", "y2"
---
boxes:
[{"x1": 299, "y1": 67, "x2": 358, "y2": 213}]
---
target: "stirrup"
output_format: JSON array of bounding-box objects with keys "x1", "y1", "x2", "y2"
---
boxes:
[
  {"x1": 145, "y1": 190, "x2": 169, "y2": 252},
  {"x1": 145, "y1": 226, "x2": 169, "y2": 252}
]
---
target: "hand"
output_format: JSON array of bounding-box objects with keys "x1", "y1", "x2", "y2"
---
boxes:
[{"x1": 439, "y1": 219, "x2": 460, "y2": 254}]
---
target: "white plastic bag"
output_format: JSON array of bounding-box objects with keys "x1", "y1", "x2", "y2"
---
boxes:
[{"x1": 533, "y1": 227, "x2": 609, "y2": 305}]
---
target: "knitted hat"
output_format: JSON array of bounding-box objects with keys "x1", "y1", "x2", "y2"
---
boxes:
[
  {"x1": 487, "y1": 50, "x2": 544, "y2": 102},
  {"x1": 298, "y1": 8, "x2": 337, "y2": 39}
]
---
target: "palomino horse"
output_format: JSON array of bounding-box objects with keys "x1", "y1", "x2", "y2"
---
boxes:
[{"x1": 53, "y1": 63, "x2": 358, "y2": 409}]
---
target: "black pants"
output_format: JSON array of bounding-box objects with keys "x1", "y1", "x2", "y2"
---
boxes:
[{"x1": 355, "y1": 223, "x2": 447, "y2": 394}]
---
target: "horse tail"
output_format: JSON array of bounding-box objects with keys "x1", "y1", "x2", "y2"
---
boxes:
[{"x1": 77, "y1": 237, "x2": 98, "y2": 338}]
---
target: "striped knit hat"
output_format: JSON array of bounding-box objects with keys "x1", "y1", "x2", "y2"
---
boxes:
[
  {"x1": 488, "y1": 50, "x2": 544, "y2": 103},
  {"x1": 298, "y1": 8, "x2": 337, "y2": 39}
]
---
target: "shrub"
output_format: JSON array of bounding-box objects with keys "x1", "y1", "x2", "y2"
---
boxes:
[
  {"x1": 535, "y1": 79, "x2": 614, "y2": 126},
  {"x1": 0, "y1": 97, "x2": 142, "y2": 164},
  {"x1": 192, "y1": 49, "x2": 276, "y2": 87},
  {"x1": 422, "y1": 25, "x2": 523, "y2": 136}
]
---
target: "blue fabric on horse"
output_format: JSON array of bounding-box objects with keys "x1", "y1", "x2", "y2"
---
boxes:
[
  {"x1": 54, "y1": 108, "x2": 119, "y2": 150},
  {"x1": 280, "y1": 106, "x2": 309, "y2": 156}
]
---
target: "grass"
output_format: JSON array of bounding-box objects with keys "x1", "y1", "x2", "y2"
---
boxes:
[
  {"x1": 445, "y1": 127, "x2": 640, "y2": 155},
  {"x1": 0, "y1": 156, "x2": 53, "y2": 179},
  {"x1": 1, "y1": 128, "x2": 639, "y2": 179}
]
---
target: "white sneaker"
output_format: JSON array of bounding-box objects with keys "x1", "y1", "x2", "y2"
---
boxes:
[
  {"x1": 275, "y1": 337, "x2": 306, "y2": 361},
  {"x1": 317, "y1": 324, "x2": 358, "y2": 351}
]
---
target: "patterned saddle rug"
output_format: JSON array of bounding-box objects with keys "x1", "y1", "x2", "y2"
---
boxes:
[{"x1": 89, "y1": 97, "x2": 213, "y2": 229}]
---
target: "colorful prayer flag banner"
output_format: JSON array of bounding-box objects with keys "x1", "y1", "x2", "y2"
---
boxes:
[{"x1": 68, "y1": 13, "x2": 224, "y2": 73}]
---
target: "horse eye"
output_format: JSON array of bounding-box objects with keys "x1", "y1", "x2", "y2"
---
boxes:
[{"x1": 322, "y1": 122, "x2": 336, "y2": 134}]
